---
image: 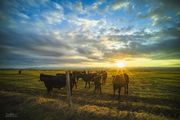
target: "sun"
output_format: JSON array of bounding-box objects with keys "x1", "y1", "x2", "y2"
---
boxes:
[{"x1": 116, "y1": 60, "x2": 126, "y2": 68}]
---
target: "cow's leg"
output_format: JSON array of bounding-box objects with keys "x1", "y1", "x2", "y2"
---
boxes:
[
  {"x1": 100, "y1": 84, "x2": 102, "y2": 94},
  {"x1": 118, "y1": 87, "x2": 121, "y2": 99},
  {"x1": 77, "y1": 77, "x2": 79, "y2": 83},
  {"x1": 94, "y1": 84, "x2": 96, "y2": 93},
  {"x1": 47, "y1": 88, "x2": 49, "y2": 93},
  {"x1": 127, "y1": 84, "x2": 128, "y2": 95},
  {"x1": 113, "y1": 85, "x2": 115, "y2": 97},
  {"x1": 74, "y1": 81, "x2": 77, "y2": 89},
  {"x1": 103, "y1": 79, "x2": 105, "y2": 85},
  {"x1": 75, "y1": 77, "x2": 78, "y2": 83},
  {"x1": 85, "y1": 81, "x2": 87, "y2": 88},
  {"x1": 88, "y1": 81, "x2": 90, "y2": 88},
  {"x1": 124, "y1": 86, "x2": 126, "y2": 95},
  {"x1": 70, "y1": 86, "x2": 73, "y2": 95},
  {"x1": 47, "y1": 87, "x2": 52, "y2": 93}
]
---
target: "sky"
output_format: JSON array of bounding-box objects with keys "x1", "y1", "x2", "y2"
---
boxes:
[{"x1": 0, "y1": 0, "x2": 180, "y2": 69}]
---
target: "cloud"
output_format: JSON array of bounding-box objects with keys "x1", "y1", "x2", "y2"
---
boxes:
[
  {"x1": 74, "y1": 1, "x2": 84, "y2": 13},
  {"x1": 74, "y1": 18, "x2": 99, "y2": 28},
  {"x1": 111, "y1": 0, "x2": 130, "y2": 11},
  {"x1": 138, "y1": 0, "x2": 180, "y2": 26},
  {"x1": 98, "y1": 22, "x2": 180, "y2": 60},
  {"x1": 64, "y1": 1, "x2": 87, "y2": 15},
  {"x1": 0, "y1": 29, "x2": 71, "y2": 59},
  {"x1": 53, "y1": 2, "x2": 63, "y2": 10},
  {"x1": 16, "y1": 12, "x2": 30, "y2": 19},
  {"x1": 92, "y1": 2, "x2": 102, "y2": 10},
  {"x1": 42, "y1": 10, "x2": 64, "y2": 24}
]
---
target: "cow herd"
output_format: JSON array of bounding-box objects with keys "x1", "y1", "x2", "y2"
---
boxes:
[{"x1": 39, "y1": 70, "x2": 129, "y2": 98}]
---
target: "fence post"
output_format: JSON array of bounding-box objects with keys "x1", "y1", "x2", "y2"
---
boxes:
[{"x1": 66, "y1": 71, "x2": 72, "y2": 107}]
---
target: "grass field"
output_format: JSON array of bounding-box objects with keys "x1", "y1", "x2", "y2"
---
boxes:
[{"x1": 0, "y1": 68, "x2": 180, "y2": 120}]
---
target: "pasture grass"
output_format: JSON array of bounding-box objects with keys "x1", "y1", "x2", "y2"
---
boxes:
[{"x1": 0, "y1": 68, "x2": 180, "y2": 120}]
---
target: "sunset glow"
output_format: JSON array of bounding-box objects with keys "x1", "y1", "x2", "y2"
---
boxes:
[{"x1": 116, "y1": 61, "x2": 126, "y2": 68}]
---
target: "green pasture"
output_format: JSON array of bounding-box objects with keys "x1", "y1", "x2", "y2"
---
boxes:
[{"x1": 0, "y1": 68, "x2": 180, "y2": 120}]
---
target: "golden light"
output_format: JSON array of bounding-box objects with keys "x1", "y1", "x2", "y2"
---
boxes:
[{"x1": 116, "y1": 60, "x2": 126, "y2": 68}]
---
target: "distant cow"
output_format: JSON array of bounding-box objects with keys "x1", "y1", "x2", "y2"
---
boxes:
[
  {"x1": 18, "y1": 70, "x2": 22, "y2": 75},
  {"x1": 112, "y1": 73, "x2": 129, "y2": 98},
  {"x1": 40, "y1": 73, "x2": 75, "y2": 95}
]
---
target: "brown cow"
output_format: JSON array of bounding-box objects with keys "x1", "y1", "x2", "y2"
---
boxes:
[{"x1": 112, "y1": 73, "x2": 129, "y2": 98}]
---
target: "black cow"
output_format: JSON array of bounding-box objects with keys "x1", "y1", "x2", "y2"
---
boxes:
[
  {"x1": 80, "y1": 73, "x2": 98, "y2": 88},
  {"x1": 18, "y1": 70, "x2": 22, "y2": 75},
  {"x1": 72, "y1": 71, "x2": 86, "y2": 83},
  {"x1": 56, "y1": 73, "x2": 77, "y2": 89},
  {"x1": 40, "y1": 73, "x2": 75, "y2": 95}
]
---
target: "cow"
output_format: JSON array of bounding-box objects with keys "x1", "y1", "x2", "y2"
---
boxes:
[
  {"x1": 112, "y1": 73, "x2": 129, "y2": 98},
  {"x1": 81, "y1": 72, "x2": 98, "y2": 88},
  {"x1": 77, "y1": 71, "x2": 102, "y2": 93},
  {"x1": 93, "y1": 74, "x2": 102, "y2": 94},
  {"x1": 72, "y1": 71, "x2": 86, "y2": 85},
  {"x1": 56, "y1": 72, "x2": 77, "y2": 89},
  {"x1": 18, "y1": 70, "x2": 22, "y2": 75},
  {"x1": 40, "y1": 73, "x2": 75, "y2": 95},
  {"x1": 101, "y1": 71, "x2": 107, "y2": 85}
]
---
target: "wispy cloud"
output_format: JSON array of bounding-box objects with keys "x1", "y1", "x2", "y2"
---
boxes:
[
  {"x1": 111, "y1": 0, "x2": 130, "y2": 11},
  {"x1": 42, "y1": 10, "x2": 64, "y2": 24}
]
